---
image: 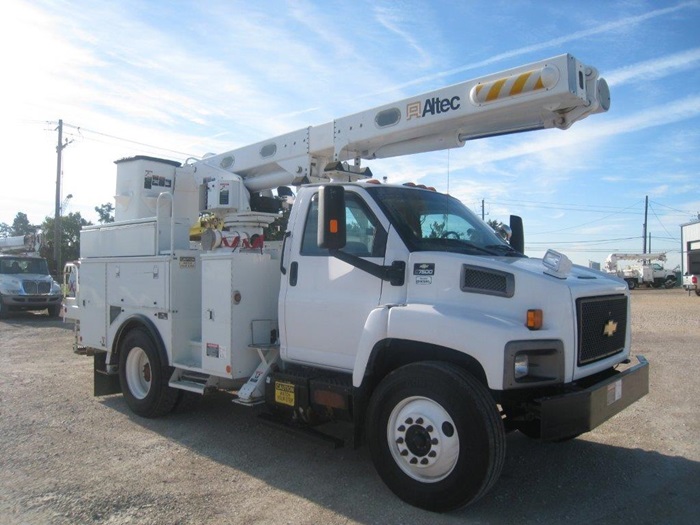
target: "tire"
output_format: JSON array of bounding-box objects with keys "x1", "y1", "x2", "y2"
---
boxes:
[
  {"x1": 0, "y1": 296, "x2": 6, "y2": 319},
  {"x1": 626, "y1": 279, "x2": 636, "y2": 290},
  {"x1": 366, "y1": 361, "x2": 506, "y2": 512},
  {"x1": 118, "y1": 328, "x2": 178, "y2": 418},
  {"x1": 695, "y1": 289, "x2": 700, "y2": 297},
  {"x1": 48, "y1": 305, "x2": 61, "y2": 318}
]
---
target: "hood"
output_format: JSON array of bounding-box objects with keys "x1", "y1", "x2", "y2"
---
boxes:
[{"x1": 502, "y1": 255, "x2": 628, "y2": 293}]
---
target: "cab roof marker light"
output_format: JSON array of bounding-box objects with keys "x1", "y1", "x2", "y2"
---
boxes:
[{"x1": 470, "y1": 65, "x2": 560, "y2": 106}]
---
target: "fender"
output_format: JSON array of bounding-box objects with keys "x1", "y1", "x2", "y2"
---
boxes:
[
  {"x1": 352, "y1": 302, "x2": 525, "y2": 390},
  {"x1": 111, "y1": 314, "x2": 170, "y2": 369},
  {"x1": 352, "y1": 306, "x2": 391, "y2": 387},
  {"x1": 94, "y1": 315, "x2": 169, "y2": 397},
  {"x1": 385, "y1": 302, "x2": 534, "y2": 390}
]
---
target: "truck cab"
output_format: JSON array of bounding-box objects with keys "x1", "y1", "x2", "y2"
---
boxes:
[
  {"x1": 281, "y1": 181, "x2": 632, "y2": 386},
  {"x1": 0, "y1": 255, "x2": 63, "y2": 318}
]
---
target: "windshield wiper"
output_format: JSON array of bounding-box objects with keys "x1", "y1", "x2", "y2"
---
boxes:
[
  {"x1": 485, "y1": 244, "x2": 526, "y2": 257},
  {"x1": 424, "y1": 238, "x2": 496, "y2": 256}
]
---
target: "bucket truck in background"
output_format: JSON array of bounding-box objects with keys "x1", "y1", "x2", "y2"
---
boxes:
[
  {"x1": 603, "y1": 252, "x2": 677, "y2": 290},
  {"x1": 66, "y1": 54, "x2": 649, "y2": 512},
  {"x1": 0, "y1": 233, "x2": 63, "y2": 318},
  {"x1": 681, "y1": 219, "x2": 700, "y2": 296}
]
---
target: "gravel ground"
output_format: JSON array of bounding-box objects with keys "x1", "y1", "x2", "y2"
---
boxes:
[{"x1": 1, "y1": 288, "x2": 699, "y2": 524}]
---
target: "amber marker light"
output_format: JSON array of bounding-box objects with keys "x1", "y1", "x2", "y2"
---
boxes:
[
  {"x1": 329, "y1": 219, "x2": 338, "y2": 233},
  {"x1": 526, "y1": 309, "x2": 543, "y2": 330}
]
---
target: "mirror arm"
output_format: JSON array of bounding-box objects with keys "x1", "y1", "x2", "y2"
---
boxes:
[{"x1": 329, "y1": 249, "x2": 405, "y2": 286}]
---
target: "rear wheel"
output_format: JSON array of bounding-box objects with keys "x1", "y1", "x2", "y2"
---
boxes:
[
  {"x1": 118, "y1": 328, "x2": 178, "y2": 418},
  {"x1": 366, "y1": 361, "x2": 505, "y2": 512}
]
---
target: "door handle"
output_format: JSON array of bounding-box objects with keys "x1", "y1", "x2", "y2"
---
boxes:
[
  {"x1": 280, "y1": 231, "x2": 291, "y2": 275},
  {"x1": 290, "y1": 262, "x2": 298, "y2": 286}
]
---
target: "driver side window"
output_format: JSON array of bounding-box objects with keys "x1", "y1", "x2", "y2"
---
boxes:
[{"x1": 301, "y1": 193, "x2": 386, "y2": 257}]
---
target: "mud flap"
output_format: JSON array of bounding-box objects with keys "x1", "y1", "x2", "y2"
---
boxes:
[{"x1": 94, "y1": 351, "x2": 121, "y2": 396}]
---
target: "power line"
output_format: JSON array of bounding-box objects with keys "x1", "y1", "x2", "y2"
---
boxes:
[
  {"x1": 528, "y1": 200, "x2": 644, "y2": 236},
  {"x1": 490, "y1": 198, "x2": 645, "y2": 215},
  {"x1": 489, "y1": 198, "x2": 694, "y2": 218},
  {"x1": 649, "y1": 199, "x2": 697, "y2": 216},
  {"x1": 60, "y1": 122, "x2": 199, "y2": 159},
  {"x1": 528, "y1": 236, "x2": 640, "y2": 246},
  {"x1": 649, "y1": 202, "x2": 679, "y2": 241}
]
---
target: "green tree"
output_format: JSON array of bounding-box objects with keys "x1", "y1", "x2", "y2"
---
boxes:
[
  {"x1": 0, "y1": 222, "x2": 11, "y2": 238},
  {"x1": 11, "y1": 212, "x2": 36, "y2": 236},
  {"x1": 95, "y1": 203, "x2": 115, "y2": 224},
  {"x1": 40, "y1": 212, "x2": 92, "y2": 272}
]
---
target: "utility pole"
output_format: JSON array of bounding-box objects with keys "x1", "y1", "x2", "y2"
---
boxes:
[
  {"x1": 642, "y1": 195, "x2": 648, "y2": 254},
  {"x1": 54, "y1": 119, "x2": 71, "y2": 276}
]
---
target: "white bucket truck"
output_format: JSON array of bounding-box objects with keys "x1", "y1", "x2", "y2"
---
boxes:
[
  {"x1": 0, "y1": 233, "x2": 63, "y2": 318},
  {"x1": 603, "y1": 252, "x2": 676, "y2": 289},
  {"x1": 67, "y1": 54, "x2": 648, "y2": 512}
]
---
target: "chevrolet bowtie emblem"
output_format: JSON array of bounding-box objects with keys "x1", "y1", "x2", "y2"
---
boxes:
[{"x1": 603, "y1": 319, "x2": 618, "y2": 337}]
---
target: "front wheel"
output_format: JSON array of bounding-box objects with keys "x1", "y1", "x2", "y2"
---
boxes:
[
  {"x1": 626, "y1": 279, "x2": 636, "y2": 290},
  {"x1": 118, "y1": 328, "x2": 178, "y2": 418},
  {"x1": 366, "y1": 362, "x2": 505, "y2": 512},
  {"x1": 48, "y1": 304, "x2": 61, "y2": 318}
]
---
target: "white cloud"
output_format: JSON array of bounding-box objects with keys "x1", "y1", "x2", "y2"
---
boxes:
[
  {"x1": 606, "y1": 47, "x2": 700, "y2": 86},
  {"x1": 373, "y1": 4, "x2": 433, "y2": 69},
  {"x1": 369, "y1": 1, "x2": 700, "y2": 95}
]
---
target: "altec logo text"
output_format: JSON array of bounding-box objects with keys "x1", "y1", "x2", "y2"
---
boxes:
[{"x1": 406, "y1": 95, "x2": 461, "y2": 120}]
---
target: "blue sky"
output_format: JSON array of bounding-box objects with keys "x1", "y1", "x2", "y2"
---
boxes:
[{"x1": 1, "y1": 0, "x2": 699, "y2": 269}]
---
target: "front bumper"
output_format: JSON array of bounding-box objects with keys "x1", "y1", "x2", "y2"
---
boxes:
[
  {"x1": 537, "y1": 356, "x2": 649, "y2": 441},
  {"x1": 1, "y1": 294, "x2": 62, "y2": 310}
]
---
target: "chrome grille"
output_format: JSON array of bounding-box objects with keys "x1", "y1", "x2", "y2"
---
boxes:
[
  {"x1": 576, "y1": 295, "x2": 627, "y2": 365},
  {"x1": 21, "y1": 280, "x2": 51, "y2": 294}
]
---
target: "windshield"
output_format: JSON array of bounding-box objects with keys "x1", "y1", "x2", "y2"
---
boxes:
[
  {"x1": 0, "y1": 257, "x2": 50, "y2": 275},
  {"x1": 366, "y1": 186, "x2": 522, "y2": 257}
]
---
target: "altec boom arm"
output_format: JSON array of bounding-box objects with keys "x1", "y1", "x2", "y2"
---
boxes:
[
  {"x1": 0, "y1": 233, "x2": 43, "y2": 255},
  {"x1": 195, "y1": 54, "x2": 610, "y2": 193}
]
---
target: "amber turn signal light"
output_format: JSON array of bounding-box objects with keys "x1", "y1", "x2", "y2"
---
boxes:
[{"x1": 526, "y1": 309, "x2": 543, "y2": 330}]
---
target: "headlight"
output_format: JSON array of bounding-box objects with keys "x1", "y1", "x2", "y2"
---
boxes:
[
  {"x1": 514, "y1": 354, "x2": 529, "y2": 378},
  {"x1": 51, "y1": 282, "x2": 62, "y2": 294},
  {"x1": 504, "y1": 340, "x2": 565, "y2": 389},
  {"x1": 0, "y1": 279, "x2": 23, "y2": 294}
]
